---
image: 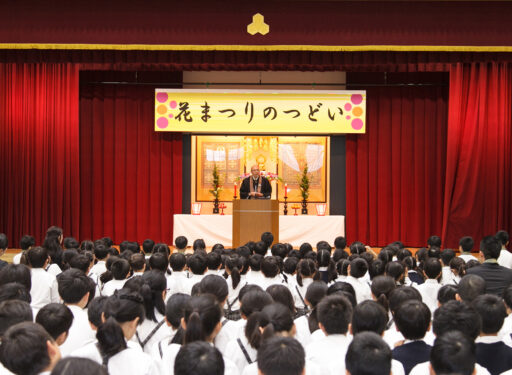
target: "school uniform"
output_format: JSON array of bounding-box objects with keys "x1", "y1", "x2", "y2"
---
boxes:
[
  {"x1": 459, "y1": 252, "x2": 478, "y2": 263},
  {"x1": 245, "y1": 270, "x2": 264, "y2": 286},
  {"x1": 408, "y1": 270, "x2": 424, "y2": 285},
  {"x1": 101, "y1": 278, "x2": 127, "y2": 296},
  {"x1": 345, "y1": 275, "x2": 372, "y2": 303},
  {"x1": 309, "y1": 328, "x2": 326, "y2": 342},
  {"x1": 414, "y1": 279, "x2": 442, "y2": 314},
  {"x1": 498, "y1": 314, "x2": 512, "y2": 340},
  {"x1": 12, "y1": 252, "x2": 22, "y2": 265},
  {"x1": 215, "y1": 318, "x2": 242, "y2": 355},
  {"x1": 498, "y1": 249, "x2": 512, "y2": 269},
  {"x1": 294, "y1": 278, "x2": 314, "y2": 310},
  {"x1": 383, "y1": 322, "x2": 405, "y2": 349},
  {"x1": 258, "y1": 275, "x2": 284, "y2": 291},
  {"x1": 224, "y1": 334, "x2": 258, "y2": 373},
  {"x1": 108, "y1": 347, "x2": 160, "y2": 375},
  {"x1": 295, "y1": 314, "x2": 312, "y2": 348},
  {"x1": 241, "y1": 359, "x2": 323, "y2": 375},
  {"x1": 166, "y1": 271, "x2": 189, "y2": 296},
  {"x1": 326, "y1": 358, "x2": 405, "y2": 375},
  {"x1": 135, "y1": 310, "x2": 171, "y2": 354},
  {"x1": 71, "y1": 339, "x2": 143, "y2": 363},
  {"x1": 410, "y1": 361, "x2": 491, "y2": 375},
  {"x1": 183, "y1": 273, "x2": 204, "y2": 295},
  {"x1": 225, "y1": 275, "x2": 246, "y2": 317},
  {"x1": 441, "y1": 266, "x2": 456, "y2": 286},
  {"x1": 30, "y1": 267, "x2": 60, "y2": 311},
  {"x1": 46, "y1": 263, "x2": 62, "y2": 277},
  {"x1": 306, "y1": 334, "x2": 352, "y2": 374},
  {"x1": 59, "y1": 305, "x2": 96, "y2": 356},
  {"x1": 392, "y1": 340, "x2": 431, "y2": 375},
  {"x1": 476, "y1": 336, "x2": 512, "y2": 375},
  {"x1": 89, "y1": 260, "x2": 107, "y2": 279}
]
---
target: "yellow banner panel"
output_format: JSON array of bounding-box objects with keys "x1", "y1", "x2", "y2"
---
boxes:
[{"x1": 154, "y1": 89, "x2": 366, "y2": 134}]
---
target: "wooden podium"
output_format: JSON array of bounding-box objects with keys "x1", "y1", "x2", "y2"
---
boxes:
[{"x1": 232, "y1": 199, "x2": 279, "y2": 248}]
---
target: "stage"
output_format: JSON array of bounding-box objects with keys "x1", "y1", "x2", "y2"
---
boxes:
[{"x1": 173, "y1": 214, "x2": 345, "y2": 247}]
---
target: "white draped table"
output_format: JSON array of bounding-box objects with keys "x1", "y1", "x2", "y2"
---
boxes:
[{"x1": 173, "y1": 214, "x2": 345, "y2": 247}]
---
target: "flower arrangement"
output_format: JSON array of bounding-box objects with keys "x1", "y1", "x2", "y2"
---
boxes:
[
  {"x1": 298, "y1": 164, "x2": 311, "y2": 201},
  {"x1": 209, "y1": 164, "x2": 223, "y2": 201},
  {"x1": 236, "y1": 171, "x2": 283, "y2": 183}
]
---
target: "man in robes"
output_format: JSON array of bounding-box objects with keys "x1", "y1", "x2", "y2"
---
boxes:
[{"x1": 240, "y1": 165, "x2": 272, "y2": 199}]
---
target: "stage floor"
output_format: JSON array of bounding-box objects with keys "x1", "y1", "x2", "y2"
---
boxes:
[{"x1": 173, "y1": 214, "x2": 345, "y2": 247}]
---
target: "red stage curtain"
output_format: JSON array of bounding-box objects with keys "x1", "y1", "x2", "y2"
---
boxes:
[
  {"x1": 79, "y1": 84, "x2": 182, "y2": 245},
  {"x1": 346, "y1": 83, "x2": 448, "y2": 247},
  {"x1": 0, "y1": 63, "x2": 80, "y2": 245},
  {"x1": 442, "y1": 63, "x2": 512, "y2": 247}
]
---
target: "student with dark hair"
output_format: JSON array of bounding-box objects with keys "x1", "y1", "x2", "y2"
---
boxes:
[
  {"x1": 472, "y1": 294, "x2": 512, "y2": 374},
  {"x1": 385, "y1": 261, "x2": 406, "y2": 285},
  {"x1": 57, "y1": 268, "x2": 96, "y2": 355},
  {"x1": 246, "y1": 254, "x2": 264, "y2": 285},
  {"x1": 129, "y1": 271, "x2": 169, "y2": 353},
  {"x1": 449, "y1": 256, "x2": 466, "y2": 282},
  {"x1": 224, "y1": 255, "x2": 246, "y2": 320},
  {"x1": 0, "y1": 322, "x2": 61, "y2": 375},
  {"x1": 432, "y1": 300, "x2": 481, "y2": 341},
  {"x1": 0, "y1": 263, "x2": 32, "y2": 293},
  {"x1": 402, "y1": 256, "x2": 424, "y2": 285},
  {"x1": 89, "y1": 243, "x2": 109, "y2": 281},
  {"x1": 334, "y1": 236, "x2": 347, "y2": 252},
  {"x1": 43, "y1": 226, "x2": 65, "y2": 276},
  {"x1": 305, "y1": 294, "x2": 353, "y2": 372},
  {"x1": 142, "y1": 239, "x2": 155, "y2": 257},
  {"x1": 185, "y1": 253, "x2": 207, "y2": 293},
  {"x1": 51, "y1": 357, "x2": 108, "y2": 375},
  {"x1": 206, "y1": 252, "x2": 222, "y2": 276},
  {"x1": 148, "y1": 252, "x2": 169, "y2": 273},
  {"x1": 459, "y1": 236, "x2": 477, "y2": 262},
  {"x1": 440, "y1": 249, "x2": 456, "y2": 285},
  {"x1": 346, "y1": 258, "x2": 371, "y2": 303},
  {"x1": 496, "y1": 230, "x2": 512, "y2": 268},
  {"x1": 0, "y1": 282, "x2": 31, "y2": 304},
  {"x1": 261, "y1": 232, "x2": 274, "y2": 255},
  {"x1": 346, "y1": 332, "x2": 392, "y2": 375},
  {"x1": 349, "y1": 241, "x2": 366, "y2": 255},
  {"x1": 130, "y1": 253, "x2": 146, "y2": 277},
  {"x1": 69, "y1": 254, "x2": 93, "y2": 274},
  {"x1": 27, "y1": 246, "x2": 60, "y2": 312},
  {"x1": 13, "y1": 235, "x2": 36, "y2": 265},
  {"x1": 371, "y1": 276, "x2": 396, "y2": 317},
  {"x1": 392, "y1": 300, "x2": 432, "y2": 375},
  {"x1": 427, "y1": 235, "x2": 442, "y2": 249},
  {"x1": 259, "y1": 256, "x2": 283, "y2": 290},
  {"x1": 437, "y1": 284, "x2": 458, "y2": 305},
  {"x1": 0, "y1": 300, "x2": 33, "y2": 337},
  {"x1": 193, "y1": 239, "x2": 206, "y2": 252},
  {"x1": 257, "y1": 337, "x2": 305, "y2": 375},
  {"x1": 456, "y1": 274, "x2": 486, "y2": 303},
  {"x1": 294, "y1": 259, "x2": 318, "y2": 312},
  {"x1": 102, "y1": 258, "x2": 131, "y2": 296},
  {"x1": 416, "y1": 257, "x2": 442, "y2": 313},
  {"x1": 428, "y1": 331, "x2": 476, "y2": 375},
  {"x1": 174, "y1": 236, "x2": 188, "y2": 253},
  {"x1": 467, "y1": 235, "x2": 512, "y2": 296},
  {"x1": 167, "y1": 253, "x2": 189, "y2": 295},
  {"x1": 175, "y1": 341, "x2": 224, "y2": 375},
  {"x1": 36, "y1": 303, "x2": 73, "y2": 345},
  {"x1": 351, "y1": 300, "x2": 388, "y2": 336},
  {"x1": 316, "y1": 249, "x2": 336, "y2": 284}
]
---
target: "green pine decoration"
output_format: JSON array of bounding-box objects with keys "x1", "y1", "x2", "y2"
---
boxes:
[
  {"x1": 209, "y1": 164, "x2": 223, "y2": 213},
  {"x1": 298, "y1": 164, "x2": 311, "y2": 214}
]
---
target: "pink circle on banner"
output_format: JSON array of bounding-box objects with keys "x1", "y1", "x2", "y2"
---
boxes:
[
  {"x1": 344, "y1": 103, "x2": 352, "y2": 111},
  {"x1": 168, "y1": 114, "x2": 174, "y2": 118},
  {"x1": 351, "y1": 118, "x2": 363, "y2": 130},
  {"x1": 170, "y1": 100, "x2": 177, "y2": 109},
  {"x1": 156, "y1": 92, "x2": 168, "y2": 103},
  {"x1": 351, "y1": 94, "x2": 363, "y2": 105},
  {"x1": 346, "y1": 115, "x2": 351, "y2": 120},
  {"x1": 157, "y1": 117, "x2": 169, "y2": 129}
]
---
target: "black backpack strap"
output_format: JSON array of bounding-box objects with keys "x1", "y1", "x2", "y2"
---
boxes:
[
  {"x1": 138, "y1": 319, "x2": 166, "y2": 349},
  {"x1": 96, "y1": 342, "x2": 109, "y2": 367},
  {"x1": 237, "y1": 338, "x2": 253, "y2": 364},
  {"x1": 222, "y1": 319, "x2": 229, "y2": 327},
  {"x1": 158, "y1": 341, "x2": 164, "y2": 359},
  {"x1": 295, "y1": 285, "x2": 307, "y2": 309}
]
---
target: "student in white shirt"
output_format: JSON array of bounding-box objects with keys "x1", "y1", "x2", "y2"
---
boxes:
[
  {"x1": 224, "y1": 255, "x2": 246, "y2": 320},
  {"x1": 458, "y1": 236, "x2": 478, "y2": 263},
  {"x1": 35, "y1": 303, "x2": 73, "y2": 348},
  {"x1": 0, "y1": 264, "x2": 33, "y2": 300},
  {"x1": 440, "y1": 249, "x2": 457, "y2": 285},
  {"x1": 206, "y1": 252, "x2": 223, "y2": 276},
  {"x1": 168, "y1": 253, "x2": 191, "y2": 296},
  {"x1": 345, "y1": 332, "x2": 394, "y2": 375},
  {"x1": 155, "y1": 294, "x2": 238, "y2": 375},
  {"x1": 129, "y1": 253, "x2": 146, "y2": 277},
  {"x1": 258, "y1": 256, "x2": 285, "y2": 291},
  {"x1": 305, "y1": 294, "x2": 353, "y2": 373},
  {"x1": 304, "y1": 281, "x2": 328, "y2": 336},
  {"x1": 126, "y1": 270, "x2": 171, "y2": 354},
  {"x1": 56, "y1": 269, "x2": 96, "y2": 356},
  {"x1": 245, "y1": 254, "x2": 264, "y2": 286},
  {"x1": 89, "y1": 244, "x2": 109, "y2": 279},
  {"x1": 101, "y1": 258, "x2": 131, "y2": 297},
  {"x1": 42, "y1": 226, "x2": 65, "y2": 277},
  {"x1": 0, "y1": 322, "x2": 61, "y2": 375},
  {"x1": 94, "y1": 290, "x2": 159, "y2": 375},
  {"x1": 257, "y1": 338, "x2": 305, "y2": 375},
  {"x1": 174, "y1": 341, "x2": 225, "y2": 375},
  {"x1": 27, "y1": 246, "x2": 61, "y2": 312},
  {"x1": 294, "y1": 259, "x2": 318, "y2": 311},
  {"x1": 184, "y1": 253, "x2": 208, "y2": 295},
  {"x1": 415, "y1": 258, "x2": 443, "y2": 314},
  {"x1": 13, "y1": 235, "x2": 35, "y2": 265},
  {"x1": 497, "y1": 230, "x2": 512, "y2": 269},
  {"x1": 345, "y1": 258, "x2": 372, "y2": 303},
  {"x1": 142, "y1": 238, "x2": 155, "y2": 258},
  {"x1": 427, "y1": 331, "x2": 479, "y2": 375}
]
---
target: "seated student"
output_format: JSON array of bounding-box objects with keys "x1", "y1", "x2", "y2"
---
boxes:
[
  {"x1": 51, "y1": 357, "x2": 108, "y2": 375},
  {"x1": 345, "y1": 258, "x2": 372, "y2": 303},
  {"x1": 206, "y1": 252, "x2": 222, "y2": 276},
  {"x1": 142, "y1": 239, "x2": 155, "y2": 259},
  {"x1": 101, "y1": 258, "x2": 131, "y2": 297},
  {"x1": 193, "y1": 239, "x2": 206, "y2": 253},
  {"x1": 0, "y1": 264, "x2": 32, "y2": 293},
  {"x1": 13, "y1": 235, "x2": 35, "y2": 265},
  {"x1": 27, "y1": 246, "x2": 61, "y2": 312},
  {"x1": 36, "y1": 303, "x2": 73, "y2": 347},
  {"x1": 174, "y1": 341, "x2": 224, "y2": 375},
  {"x1": 415, "y1": 258, "x2": 442, "y2": 313},
  {"x1": 429, "y1": 330, "x2": 476, "y2": 375},
  {"x1": 224, "y1": 255, "x2": 246, "y2": 320},
  {"x1": 261, "y1": 232, "x2": 274, "y2": 257},
  {"x1": 456, "y1": 274, "x2": 486, "y2": 303},
  {"x1": 246, "y1": 254, "x2": 264, "y2": 285},
  {"x1": 129, "y1": 253, "x2": 146, "y2": 277},
  {"x1": 184, "y1": 253, "x2": 208, "y2": 294},
  {"x1": 305, "y1": 281, "x2": 328, "y2": 335},
  {"x1": 57, "y1": 269, "x2": 96, "y2": 356},
  {"x1": 392, "y1": 300, "x2": 432, "y2": 375},
  {"x1": 440, "y1": 249, "x2": 456, "y2": 285},
  {"x1": 459, "y1": 236, "x2": 478, "y2": 263},
  {"x1": 149, "y1": 293, "x2": 190, "y2": 360},
  {"x1": 257, "y1": 337, "x2": 305, "y2": 375},
  {"x1": 499, "y1": 284, "x2": 512, "y2": 341},
  {"x1": 305, "y1": 294, "x2": 353, "y2": 372},
  {"x1": 496, "y1": 230, "x2": 512, "y2": 269},
  {"x1": 168, "y1": 253, "x2": 190, "y2": 296},
  {"x1": 0, "y1": 322, "x2": 61, "y2": 375},
  {"x1": 449, "y1": 256, "x2": 466, "y2": 284},
  {"x1": 293, "y1": 259, "x2": 318, "y2": 312},
  {"x1": 0, "y1": 282, "x2": 31, "y2": 305},
  {"x1": 346, "y1": 332, "x2": 392, "y2": 375},
  {"x1": 174, "y1": 236, "x2": 188, "y2": 254},
  {"x1": 402, "y1": 256, "x2": 424, "y2": 286},
  {"x1": 472, "y1": 294, "x2": 512, "y2": 375},
  {"x1": 258, "y1": 256, "x2": 285, "y2": 291},
  {"x1": 126, "y1": 271, "x2": 170, "y2": 353},
  {"x1": 371, "y1": 276, "x2": 396, "y2": 321},
  {"x1": 437, "y1": 284, "x2": 458, "y2": 306},
  {"x1": 466, "y1": 235, "x2": 512, "y2": 296},
  {"x1": 156, "y1": 294, "x2": 238, "y2": 375}
]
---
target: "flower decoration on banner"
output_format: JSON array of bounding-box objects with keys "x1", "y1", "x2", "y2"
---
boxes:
[
  {"x1": 235, "y1": 171, "x2": 283, "y2": 183},
  {"x1": 209, "y1": 164, "x2": 224, "y2": 199}
]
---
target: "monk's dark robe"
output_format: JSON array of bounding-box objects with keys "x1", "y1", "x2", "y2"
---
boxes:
[{"x1": 239, "y1": 176, "x2": 272, "y2": 199}]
